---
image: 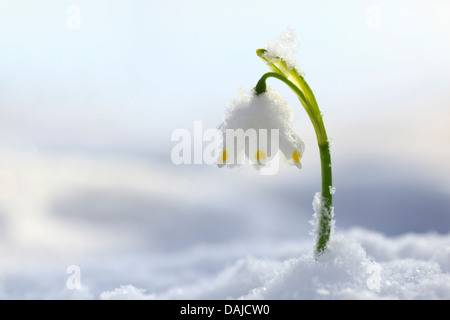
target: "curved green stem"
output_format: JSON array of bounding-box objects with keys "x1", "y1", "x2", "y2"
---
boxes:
[{"x1": 255, "y1": 71, "x2": 333, "y2": 256}]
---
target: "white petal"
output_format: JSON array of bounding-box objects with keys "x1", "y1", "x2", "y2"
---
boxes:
[{"x1": 279, "y1": 131, "x2": 305, "y2": 169}]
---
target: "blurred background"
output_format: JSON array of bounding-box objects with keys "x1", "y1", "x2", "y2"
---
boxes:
[{"x1": 0, "y1": 0, "x2": 449, "y2": 298}]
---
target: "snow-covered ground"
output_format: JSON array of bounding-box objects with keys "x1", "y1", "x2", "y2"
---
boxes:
[
  {"x1": 102, "y1": 231, "x2": 450, "y2": 300},
  {"x1": 0, "y1": 149, "x2": 449, "y2": 300}
]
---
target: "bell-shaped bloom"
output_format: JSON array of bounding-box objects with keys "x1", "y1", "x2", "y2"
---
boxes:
[{"x1": 218, "y1": 87, "x2": 305, "y2": 169}]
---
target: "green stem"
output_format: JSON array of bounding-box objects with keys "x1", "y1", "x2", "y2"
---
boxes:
[
  {"x1": 255, "y1": 72, "x2": 333, "y2": 256},
  {"x1": 317, "y1": 143, "x2": 332, "y2": 254}
]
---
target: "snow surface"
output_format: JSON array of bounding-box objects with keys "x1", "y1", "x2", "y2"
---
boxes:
[
  {"x1": 99, "y1": 231, "x2": 450, "y2": 300},
  {"x1": 0, "y1": 149, "x2": 449, "y2": 300}
]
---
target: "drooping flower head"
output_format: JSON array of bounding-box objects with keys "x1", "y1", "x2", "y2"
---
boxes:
[{"x1": 218, "y1": 87, "x2": 305, "y2": 170}]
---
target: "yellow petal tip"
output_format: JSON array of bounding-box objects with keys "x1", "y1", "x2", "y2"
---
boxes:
[{"x1": 292, "y1": 150, "x2": 301, "y2": 163}]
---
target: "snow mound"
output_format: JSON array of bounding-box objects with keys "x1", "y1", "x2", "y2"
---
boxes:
[
  {"x1": 100, "y1": 233, "x2": 450, "y2": 300},
  {"x1": 243, "y1": 235, "x2": 382, "y2": 299},
  {"x1": 100, "y1": 285, "x2": 154, "y2": 300}
]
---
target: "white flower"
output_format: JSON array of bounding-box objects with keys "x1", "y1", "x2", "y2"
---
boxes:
[{"x1": 218, "y1": 87, "x2": 305, "y2": 169}]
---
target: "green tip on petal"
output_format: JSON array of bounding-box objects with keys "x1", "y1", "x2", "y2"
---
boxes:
[{"x1": 256, "y1": 49, "x2": 267, "y2": 57}]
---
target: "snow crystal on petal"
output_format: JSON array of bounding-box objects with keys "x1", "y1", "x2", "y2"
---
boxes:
[
  {"x1": 221, "y1": 87, "x2": 295, "y2": 132},
  {"x1": 219, "y1": 87, "x2": 303, "y2": 168},
  {"x1": 263, "y1": 27, "x2": 302, "y2": 72}
]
